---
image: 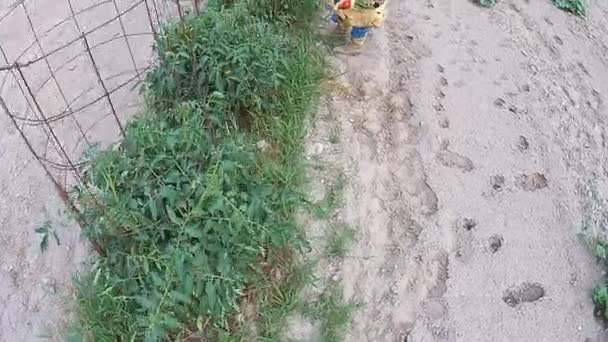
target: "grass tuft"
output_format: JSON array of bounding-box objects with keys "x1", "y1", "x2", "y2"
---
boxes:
[
  {"x1": 553, "y1": 0, "x2": 587, "y2": 16},
  {"x1": 304, "y1": 285, "x2": 356, "y2": 342},
  {"x1": 327, "y1": 224, "x2": 357, "y2": 258}
]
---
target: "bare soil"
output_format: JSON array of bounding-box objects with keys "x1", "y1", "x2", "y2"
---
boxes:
[{"x1": 306, "y1": 0, "x2": 608, "y2": 340}]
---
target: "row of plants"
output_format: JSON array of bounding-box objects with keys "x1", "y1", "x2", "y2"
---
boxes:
[{"x1": 67, "y1": 1, "x2": 325, "y2": 340}]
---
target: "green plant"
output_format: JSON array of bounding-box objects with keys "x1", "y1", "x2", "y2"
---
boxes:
[
  {"x1": 329, "y1": 125, "x2": 341, "y2": 144},
  {"x1": 593, "y1": 286, "x2": 608, "y2": 319},
  {"x1": 304, "y1": 286, "x2": 356, "y2": 342},
  {"x1": 144, "y1": 6, "x2": 292, "y2": 121},
  {"x1": 72, "y1": 102, "x2": 307, "y2": 340},
  {"x1": 69, "y1": 0, "x2": 327, "y2": 338},
  {"x1": 476, "y1": 0, "x2": 497, "y2": 7},
  {"x1": 314, "y1": 173, "x2": 347, "y2": 219},
  {"x1": 34, "y1": 221, "x2": 60, "y2": 252},
  {"x1": 553, "y1": 0, "x2": 586, "y2": 16},
  {"x1": 241, "y1": 0, "x2": 319, "y2": 24},
  {"x1": 327, "y1": 224, "x2": 356, "y2": 258}
]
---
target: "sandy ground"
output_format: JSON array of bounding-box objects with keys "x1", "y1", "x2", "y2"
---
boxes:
[{"x1": 306, "y1": 0, "x2": 608, "y2": 341}]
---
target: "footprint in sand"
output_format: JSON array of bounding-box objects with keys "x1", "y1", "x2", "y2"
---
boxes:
[
  {"x1": 436, "y1": 148, "x2": 474, "y2": 172},
  {"x1": 502, "y1": 282, "x2": 545, "y2": 307}
]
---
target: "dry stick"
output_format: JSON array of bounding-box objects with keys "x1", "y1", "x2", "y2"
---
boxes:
[
  {"x1": 193, "y1": 0, "x2": 200, "y2": 15},
  {"x1": 150, "y1": 0, "x2": 161, "y2": 27},
  {"x1": 175, "y1": 0, "x2": 184, "y2": 19},
  {"x1": 143, "y1": 0, "x2": 159, "y2": 38},
  {"x1": 22, "y1": 2, "x2": 91, "y2": 147},
  {"x1": 81, "y1": 34, "x2": 126, "y2": 137},
  {"x1": 111, "y1": 0, "x2": 142, "y2": 82}
]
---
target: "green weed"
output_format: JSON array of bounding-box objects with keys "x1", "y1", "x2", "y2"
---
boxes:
[
  {"x1": 314, "y1": 173, "x2": 347, "y2": 219},
  {"x1": 329, "y1": 125, "x2": 341, "y2": 144},
  {"x1": 34, "y1": 221, "x2": 60, "y2": 252},
  {"x1": 72, "y1": 103, "x2": 306, "y2": 339},
  {"x1": 69, "y1": 0, "x2": 325, "y2": 340},
  {"x1": 304, "y1": 285, "x2": 356, "y2": 342},
  {"x1": 327, "y1": 224, "x2": 356, "y2": 258},
  {"x1": 553, "y1": 0, "x2": 586, "y2": 16},
  {"x1": 593, "y1": 286, "x2": 608, "y2": 319},
  {"x1": 475, "y1": 0, "x2": 497, "y2": 8}
]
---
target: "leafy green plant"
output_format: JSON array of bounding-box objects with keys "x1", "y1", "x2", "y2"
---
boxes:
[
  {"x1": 239, "y1": 0, "x2": 319, "y2": 24},
  {"x1": 304, "y1": 286, "x2": 356, "y2": 342},
  {"x1": 144, "y1": 6, "x2": 292, "y2": 122},
  {"x1": 72, "y1": 102, "x2": 309, "y2": 340},
  {"x1": 34, "y1": 221, "x2": 60, "y2": 252},
  {"x1": 69, "y1": 0, "x2": 326, "y2": 339},
  {"x1": 553, "y1": 0, "x2": 586, "y2": 16},
  {"x1": 593, "y1": 286, "x2": 608, "y2": 319}
]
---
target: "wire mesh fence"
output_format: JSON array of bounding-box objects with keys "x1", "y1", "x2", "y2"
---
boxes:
[{"x1": 0, "y1": 0, "x2": 201, "y2": 254}]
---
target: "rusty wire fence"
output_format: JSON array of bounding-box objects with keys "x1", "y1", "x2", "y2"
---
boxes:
[{"x1": 0, "y1": 0, "x2": 201, "y2": 253}]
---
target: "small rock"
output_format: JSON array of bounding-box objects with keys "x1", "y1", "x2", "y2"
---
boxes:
[
  {"x1": 438, "y1": 117, "x2": 450, "y2": 128},
  {"x1": 517, "y1": 135, "x2": 529, "y2": 151},
  {"x1": 437, "y1": 64, "x2": 445, "y2": 73},
  {"x1": 257, "y1": 139, "x2": 269, "y2": 151},
  {"x1": 439, "y1": 77, "x2": 448, "y2": 86},
  {"x1": 464, "y1": 218, "x2": 476, "y2": 231},
  {"x1": 508, "y1": 105, "x2": 518, "y2": 113},
  {"x1": 490, "y1": 175, "x2": 506, "y2": 192},
  {"x1": 313, "y1": 143, "x2": 324, "y2": 155},
  {"x1": 489, "y1": 235, "x2": 504, "y2": 253},
  {"x1": 494, "y1": 98, "x2": 506, "y2": 107}
]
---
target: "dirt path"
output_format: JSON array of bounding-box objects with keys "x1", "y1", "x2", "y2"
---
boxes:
[{"x1": 312, "y1": 0, "x2": 608, "y2": 340}]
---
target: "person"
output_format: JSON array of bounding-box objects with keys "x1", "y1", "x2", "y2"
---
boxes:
[{"x1": 332, "y1": 0, "x2": 373, "y2": 47}]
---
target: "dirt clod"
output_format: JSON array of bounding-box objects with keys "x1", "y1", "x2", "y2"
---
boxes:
[
  {"x1": 489, "y1": 235, "x2": 504, "y2": 253},
  {"x1": 462, "y1": 218, "x2": 477, "y2": 231},
  {"x1": 516, "y1": 172, "x2": 548, "y2": 191},
  {"x1": 494, "y1": 98, "x2": 506, "y2": 107},
  {"x1": 490, "y1": 175, "x2": 506, "y2": 191},
  {"x1": 518, "y1": 135, "x2": 529, "y2": 151}
]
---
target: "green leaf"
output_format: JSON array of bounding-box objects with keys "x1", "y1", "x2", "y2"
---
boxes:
[
  {"x1": 40, "y1": 234, "x2": 49, "y2": 252},
  {"x1": 165, "y1": 205, "x2": 181, "y2": 224},
  {"x1": 185, "y1": 225, "x2": 204, "y2": 238},
  {"x1": 595, "y1": 243, "x2": 607, "y2": 260},
  {"x1": 205, "y1": 280, "x2": 217, "y2": 310}
]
